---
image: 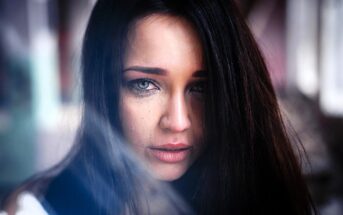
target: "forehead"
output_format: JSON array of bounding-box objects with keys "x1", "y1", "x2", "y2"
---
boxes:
[
  {"x1": 124, "y1": 14, "x2": 203, "y2": 72},
  {"x1": 128, "y1": 14, "x2": 199, "y2": 42}
]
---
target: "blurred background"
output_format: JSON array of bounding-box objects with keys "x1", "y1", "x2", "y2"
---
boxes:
[{"x1": 0, "y1": 0, "x2": 342, "y2": 214}]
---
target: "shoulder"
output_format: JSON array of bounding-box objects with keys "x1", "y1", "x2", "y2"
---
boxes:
[
  {"x1": 1, "y1": 173, "x2": 52, "y2": 215},
  {"x1": 40, "y1": 167, "x2": 104, "y2": 214},
  {"x1": 1, "y1": 166, "x2": 100, "y2": 215},
  {"x1": 1, "y1": 192, "x2": 48, "y2": 215}
]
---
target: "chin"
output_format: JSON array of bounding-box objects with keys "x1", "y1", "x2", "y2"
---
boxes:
[{"x1": 151, "y1": 164, "x2": 189, "y2": 181}]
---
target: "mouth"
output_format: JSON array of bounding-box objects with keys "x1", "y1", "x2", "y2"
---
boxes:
[{"x1": 149, "y1": 144, "x2": 193, "y2": 163}]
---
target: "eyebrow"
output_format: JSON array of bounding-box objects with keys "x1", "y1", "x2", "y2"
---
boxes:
[
  {"x1": 123, "y1": 66, "x2": 207, "y2": 77},
  {"x1": 123, "y1": 66, "x2": 167, "y2": 75}
]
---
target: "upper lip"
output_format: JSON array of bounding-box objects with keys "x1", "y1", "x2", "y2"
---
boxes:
[{"x1": 149, "y1": 143, "x2": 192, "y2": 151}]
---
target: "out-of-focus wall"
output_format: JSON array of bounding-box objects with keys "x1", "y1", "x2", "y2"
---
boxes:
[
  {"x1": 0, "y1": 0, "x2": 35, "y2": 200},
  {"x1": 0, "y1": 0, "x2": 94, "y2": 202}
]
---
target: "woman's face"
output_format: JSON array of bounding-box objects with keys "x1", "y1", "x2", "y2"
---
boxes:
[{"x1": 119, "y1": 14, "x2": 206, "y2": 181}]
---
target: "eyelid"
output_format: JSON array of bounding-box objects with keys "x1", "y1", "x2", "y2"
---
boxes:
[
  {"x1": 124, "y1": 78, "x2": 160, "y2": 97},
  {"x1": 138, "y1": 78, "x2": 158, "y2": 86}
]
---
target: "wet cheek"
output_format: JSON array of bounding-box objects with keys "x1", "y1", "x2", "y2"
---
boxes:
[{"x1": 119, "y1": 96, "x2": 162, "y2": 149}]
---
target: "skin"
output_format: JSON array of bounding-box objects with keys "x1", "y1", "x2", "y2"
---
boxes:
[{"x1": 119, "y1": 14, "x2": 206, "y2": 181}]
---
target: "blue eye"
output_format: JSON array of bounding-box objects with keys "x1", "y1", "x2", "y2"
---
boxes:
[
  {"x1": 135, "y1": 80, "x2": 150, "y2": 90},
  {"x1": 126, "y1": 78, "x2": 159, "y2": 96}
]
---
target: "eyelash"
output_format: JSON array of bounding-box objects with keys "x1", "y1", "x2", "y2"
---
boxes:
[
  {"x1": 124, "y1": 78, "x2": 206, "y2": 98},
  {"x1": 125, "y1": 78, "x2": 160, "y2": 96}
]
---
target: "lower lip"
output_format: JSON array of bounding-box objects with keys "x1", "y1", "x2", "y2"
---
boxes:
[{"x1": 149, "y1": 148, "x2": 192, "y2": 163}]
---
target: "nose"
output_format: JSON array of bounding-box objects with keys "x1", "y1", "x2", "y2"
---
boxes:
[{"x1": 160, "y1": 93, "x2": 191, "y2": 132}]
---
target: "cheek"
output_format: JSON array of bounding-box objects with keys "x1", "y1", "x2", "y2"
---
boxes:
[{"x1": 119, "y1": 93, "x2": 161, "y2": 148}]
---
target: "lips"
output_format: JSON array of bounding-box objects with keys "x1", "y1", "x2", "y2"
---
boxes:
[{"x1": 149, "y1": 143, "x2": 192, "y2": 163}]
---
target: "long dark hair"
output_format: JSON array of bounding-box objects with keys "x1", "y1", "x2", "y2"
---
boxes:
[
  {"x1": 80, "y1": 0, "x2": 316, "y2": 214},
  {"x1": 4, "y1": 0, "x2": 315, "y2": 214}
]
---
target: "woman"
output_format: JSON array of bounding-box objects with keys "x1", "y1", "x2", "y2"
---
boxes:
[{"x1": 2, "y1": 0, "x2": 316, "y2": 214}]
